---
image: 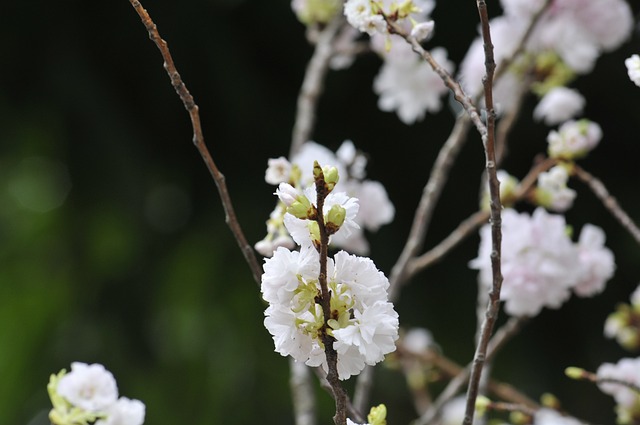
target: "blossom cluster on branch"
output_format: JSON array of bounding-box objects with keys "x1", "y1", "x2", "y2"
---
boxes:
[
  {"x1": 261, "y1": 162, "x2": 399, "y2": 380},
  {"x1": 48, "y1": 362, "x2": 145, "y2": 425}
]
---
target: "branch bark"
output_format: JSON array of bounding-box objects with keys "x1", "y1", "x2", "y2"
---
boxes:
[{"x1": 127, "y1": 0, "x2": 263, "y2": 284}]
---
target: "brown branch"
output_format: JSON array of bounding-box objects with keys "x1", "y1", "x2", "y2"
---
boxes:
[
  {"x1": 127, "y1": 0, "x2": 262, "y2": 284},
  {"x1": 386, "y1": 20, "x2": 486, "y2": 138},
  {"x1": 415, "y1": 317, "x2": 534, "y2": 425},
  {"x1": 314, "y1": 168, "x2": 348, "y2": 425},
  {"x1": 290, "y1": 17, "x2": 345, "y2": 157},
  {"x1": 573, "y1": 165, "x2": 640, "y2": 246},
  {"x1": 463, "y1": 2, "x2": 502, "y2": 425}
]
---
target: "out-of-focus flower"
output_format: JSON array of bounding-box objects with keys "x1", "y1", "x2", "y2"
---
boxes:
[
  {"x1": 547, "y1": 119, "x2": 602, "y2": 160},
  {"x1": 625, "y1": 54, "x2": 640, "y2": 87},
  {"x1": 470, "y1": 208, "x2": 615, "y2": 317},
  {"x1": 533, "y1": 87, "x2": 585, "y2": 125}
]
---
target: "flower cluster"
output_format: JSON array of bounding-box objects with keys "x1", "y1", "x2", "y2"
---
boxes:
[
  {"x1": 547, "y1": 119, "x2": 602, "y2": 160},
  {"x1": 470, "y1": 208, "x2": 615, "y2": 317},
  {"x1": 605, "y1": 284, "x2": 640, "y2": 351},
  {"x1": 533, "y1": 165, "x2": 576, "y2": 212},
  {"x1": 261, "y1": 164, "x2": 399, "y2": 380},
  {"x1": 48, "y1": 362, "x2": 145, "y2": 425},
  {"x1": 460, "y1": 0, "x2": 632, "y2": 121},
  {"x1": 336, "y1": 0, "x2": 454, "y2": 124},
  {"x1": 597, "y1": 357, "x2": 640, "y2": 424},
  {"x1": 256, "y1": 141, "x2": 394, "y2": 256},
  {"x1": 626, "y1": 54, "x2": 640, "y2": 87}
]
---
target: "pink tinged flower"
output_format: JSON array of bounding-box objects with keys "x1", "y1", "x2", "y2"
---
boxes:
[
  {"x1": 458, "y1": 17, "x2": 526, "y2": 111},
  {"x1": 470, "y1": 208, "x2": 580, "y2": 317},
  {"x1": 535, "y1": 165, "x2": 576, "y2": 212},
  {"x1": 547, "y1": 119, "x2": 602, "y2": 160},
  {"x1": 265, "y1": 157, "x2": 292, "y2": 185},
  {"x1": 95, "y1": 397, "x2": 146, "y2": 425},
  {"x1": 573, "y1": 224, "x2": 615, "y2": 297},
  {"x1": 56, "y1": 362, "x2": 119, "y2": 412},
  {"x1": 626, "y1": 55, "x2": 640, "y2": 87},
  {"x1": 373, "y1": 47, "x2": 453, "y2": 124},
  {"x1": 597, "y1": 357, "x2": 640, "y2": 409},
  {"x1": 533, "y1": 87, "x2": 585, "y2": 126}
]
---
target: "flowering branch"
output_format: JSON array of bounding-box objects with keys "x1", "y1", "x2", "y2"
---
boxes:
[
  {"x1": 290, "y1": 16, "x2": 345, "y2": 157},
  {"x1": 385, "y1": 20, "x2": 486, "y2": 137},
  {"x1": 313, "y1": 165, "x2": 348, "y2": 425},
  {"x1": 127, "y1": 0, "x2": 262, "y2": 284},
  {"x1": 463, "y1": 3, "x2": 502, "y2": 425},
  {"x1": 573, "y1": 165, "x2": 640, "y2": 245}
]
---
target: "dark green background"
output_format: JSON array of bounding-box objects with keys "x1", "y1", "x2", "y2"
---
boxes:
[{"x1": 2, "y1": 1, "x2": 640, "y2": 424}]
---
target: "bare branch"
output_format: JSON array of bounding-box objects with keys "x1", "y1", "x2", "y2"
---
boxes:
[
  {"x1": 573, "y1": 165, "x2": 640, "y2": 245},
  {"x1": 127, "y1": 0, "x2": 263, "y2": 284},
  {"x1": 463, "y1": 2, "x2": 503, "y2": 424}
]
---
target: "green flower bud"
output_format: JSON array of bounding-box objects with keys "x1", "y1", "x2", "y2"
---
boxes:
[
  {"x1": 287, "y1": 196, "x2": 315, "y2": 219},
  {"x1": 564, "y1": 366, "x2": 585, "y2": 380},
  {"x1": 292, "y1": 0, "x2": 341, "y2": 26},
  {"x1": 368, "y1": 404, "x2": 387, "y2": 425},
  {"x1": 327, "y1": 204, "x2": 346, "y2": 228},
  {"x1": 323, "y1": 165, "x2": 339, "y2": 192}
]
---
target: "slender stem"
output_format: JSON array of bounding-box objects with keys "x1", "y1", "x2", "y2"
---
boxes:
[
  {"x1": 386, "y1": 21, "x2": 486, "y2": 137},
  {"x1": 573, "y1": 165, "x2": 640, "y2": 245},
  {"x1": 463, "y1": 2, "x2": 502, "y2": 424},
  {"x1": 415, "y1": 317, "x2": 533, "y2": 425},
  {"x1": 127, "y1": 0, "x2": 262, "y2": 284},
  {"x1": 290, "y1": 17, "x2": 345, "y2": 157},
  {"x1": 288, "y1": 18, "x2": 346, "y2": 425},
  {"x1": 314, "y1": 168, "x2": 348, "y2": 425}
]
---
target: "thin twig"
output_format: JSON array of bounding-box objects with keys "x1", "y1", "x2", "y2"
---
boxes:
[
  {"x1": 573, "y1": 165, "x2": 640, "y2": 245},
  {"x1": 288, "y1": 18, "x2": 346, "y2": 425},
  {"x1": 290, "y1": 17, "x2": 345, "y2": 157},
  {"x1": 386, "y1": 21, "x2": 486, "y2": 137},
  {"x1": 314, "y1": 368, "x2": 366, "y2": 423},
  {"x1": 463, "y1": 2, "x2": 502, "y2": 424},
  {"x1": 407, "y1": 210, "x2": 489, "y2": 274},
  {"x1": 314, "y1": 167, "x2": 348, "y2": 425},
  {"x1": 415, "y1": 317, "x2": 534, "y2": 425},
  {"x1": 127, "y1": 0, "x2": 262, "y2": 284}
]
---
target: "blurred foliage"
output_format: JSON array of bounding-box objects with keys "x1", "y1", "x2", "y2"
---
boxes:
[{"x1": 1, "y1": 1, "x2": 640, "y2": 425}]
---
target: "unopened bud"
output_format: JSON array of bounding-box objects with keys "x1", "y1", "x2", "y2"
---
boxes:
[
  {"x1": 327, "y1": 204, "x2": 346, "y2": 228},
  {"x1": 564, "y1": 367, "x2": 585, "y2": 380},
  {"x1": 367, "y1": 404, "x2": 387, "y2": 425},
  {"x1": 411, "y1": 21, "x2": 434, "y2": 41},
  {"x1": 323, "y1": 166, "x2": 340, "y2": 192}
]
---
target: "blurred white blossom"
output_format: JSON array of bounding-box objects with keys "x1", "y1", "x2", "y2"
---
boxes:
[{"x1": 470, "y1": 208, "x2": 615, "y2": 317}]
